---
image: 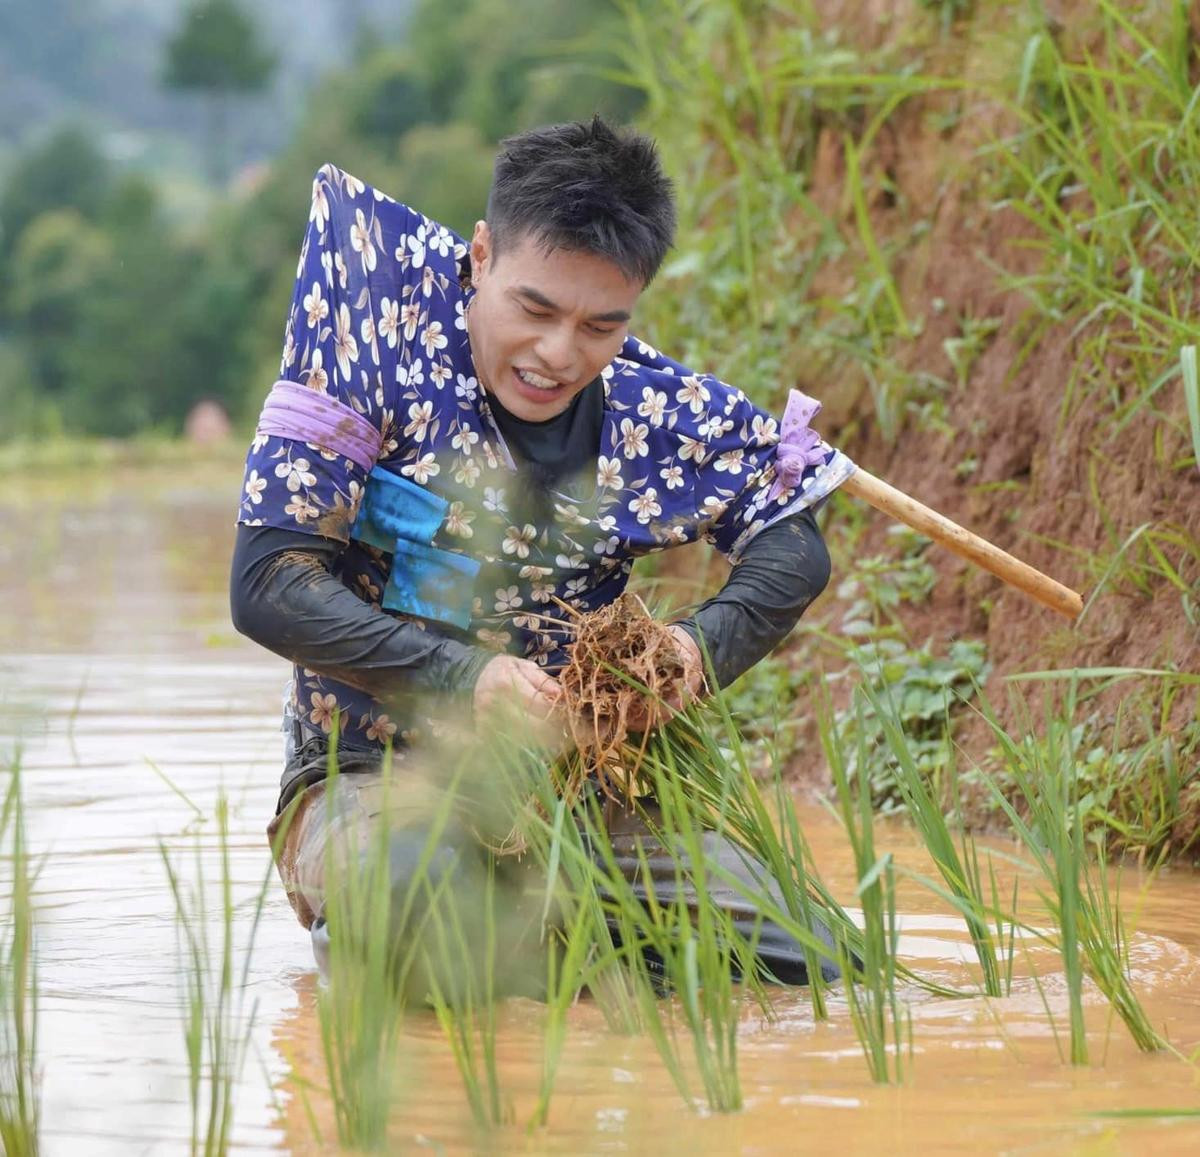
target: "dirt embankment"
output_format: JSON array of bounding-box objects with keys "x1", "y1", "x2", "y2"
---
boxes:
[{"x1": 769, "y1": 2, "x2": 1199, "y2": 819}]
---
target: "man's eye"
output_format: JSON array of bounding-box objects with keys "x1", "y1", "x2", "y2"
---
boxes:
[
  {"x1": 589, "y1": 326, "x2": 618, "y2": 337},
  {"x1": 520, "y1": 304, "x2": 551, "y2": 319}
]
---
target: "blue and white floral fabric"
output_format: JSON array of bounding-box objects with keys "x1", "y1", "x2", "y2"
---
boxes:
[{"x1": 238, "y1": 164, "x2": 854, "y2": 750}]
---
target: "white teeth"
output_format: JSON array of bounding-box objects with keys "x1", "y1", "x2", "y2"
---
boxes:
[{"x1": 517, "y1": 368, "x2": 559, "y2": 390}]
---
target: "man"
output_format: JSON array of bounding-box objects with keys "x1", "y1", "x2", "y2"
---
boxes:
[{"x1": 231, "y1": 116, "x2": 853, "y2": 983}]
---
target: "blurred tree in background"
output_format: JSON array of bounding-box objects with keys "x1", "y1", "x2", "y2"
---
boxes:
[
  {"x1": 0, "y1": 0, "x2": 637, "y2": 441},
  {"x1": 163, "y1": 0, "x2": 278, "y2": 183}
]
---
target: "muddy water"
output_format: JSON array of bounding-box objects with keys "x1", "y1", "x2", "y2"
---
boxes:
[{"x1": 3, "y1": 459, "x2": 1199, "y2": 1155}]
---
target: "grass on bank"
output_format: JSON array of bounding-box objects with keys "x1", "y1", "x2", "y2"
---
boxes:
[{"x1": 608, "y1": 0, "x2": 1199, "y2": 850}]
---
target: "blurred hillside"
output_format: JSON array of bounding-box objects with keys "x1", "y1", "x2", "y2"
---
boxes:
[
  {"x1": 0, "y1": 0, "x2": 413, "y2": 178},
  {"x1": 0, "y1": 0, "x2": 637, "y2": 438}
]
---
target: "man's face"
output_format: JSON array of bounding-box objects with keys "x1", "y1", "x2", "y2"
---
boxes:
[{"x1": 466, "y1": 221, "x2": 643, "y2": 422}]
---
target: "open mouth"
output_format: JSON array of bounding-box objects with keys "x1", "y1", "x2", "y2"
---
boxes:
[{"x1": 513, "y1": 366, "x2": 567, "y2": 399}]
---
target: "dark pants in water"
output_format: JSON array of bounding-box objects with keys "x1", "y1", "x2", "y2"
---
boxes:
[{"x1": 267, "y1": 738, "x2": 844, "y2": 990}]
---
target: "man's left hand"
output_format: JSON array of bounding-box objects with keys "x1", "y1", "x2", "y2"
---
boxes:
[{"x1": 622, "y1": 624, "x2": 706, "y2": 733}]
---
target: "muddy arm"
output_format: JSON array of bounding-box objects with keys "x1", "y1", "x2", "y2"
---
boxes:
[
  {"x1": 229, "y1": 524, "x2": 491, "y2": 703},
  {"x1": 672, "y1": 509, "x2": 831, "y2": 689}
]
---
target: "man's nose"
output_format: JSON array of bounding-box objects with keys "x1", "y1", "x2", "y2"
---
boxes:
[{"x1": 534, "y1": 324, "x2": 576, "y2": 375}]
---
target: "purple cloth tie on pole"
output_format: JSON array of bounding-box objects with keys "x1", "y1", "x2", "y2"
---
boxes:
[
  {"x1": 767, "y1": 389, "x2": 829, "y2": 502},
  {"x1": 256, "y1": 380, "x2": 383, "y2": 473}
]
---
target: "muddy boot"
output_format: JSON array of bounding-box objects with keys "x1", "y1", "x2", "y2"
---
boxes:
[{"x1": 600, "y1": 804, "x2": 854, "y2": 986}]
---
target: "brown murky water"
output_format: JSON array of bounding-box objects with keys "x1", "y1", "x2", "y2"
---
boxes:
[{"x1": 3, "y1": 459, "x2": 1199, "y2": 1155}]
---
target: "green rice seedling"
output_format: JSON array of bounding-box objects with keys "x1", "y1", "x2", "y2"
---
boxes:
[
  {"x1": 861, "y1": 678, "x2": 1015, "y2": 997},
  {"x1": 424, "y1": 859, "x2": 511, "y2": 1132},
  {"x1": 820, "y1": 699, "x2": 910, "y2": 1083},
  {"x1": 160, "y1": 794, "x2": 273, "y2": 1157},
  {"x1": 642, "y1": 745, "x2": 757, "y2": 1113},
  {"x1": 568, "y1": 786, "x2": 728, "y2": 1113},
  {"x1": 643, "y1": 678, "x2": 862, "y2": 1005},
  {"x1": 529, "y1": 881, "x2": 599, "y2": 1131},
  {"x1": 576, "y1": 634, "x2": 972, "y2": 1042},
  {"x1": 310, "y1": 744, "x2": 470, "y2": 1152},
  {"x1": 972, "y1": 679, "x2": 1166, "y2": 1059},
  {"x1": 0, "y1": 754, "x2": 39, "y2": 1157},
  {"x1": 540, "y1": 705, "x2": 763, "y2": 1116}
]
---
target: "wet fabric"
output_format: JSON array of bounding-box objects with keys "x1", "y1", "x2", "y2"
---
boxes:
[{"x1": 236, "y1": 163, "x2": 854, "y2": 752}]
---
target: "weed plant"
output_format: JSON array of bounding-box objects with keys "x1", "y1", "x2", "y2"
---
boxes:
[
  {"x1": 836, "y1": 637, "x2": 988, "y2": 812},
  {"x1": 160, "y1": 795, "x2": 273, "y2": 1157},
  {"x1": 0, "y1": 756, "x2": 39, "y2": 1157}
]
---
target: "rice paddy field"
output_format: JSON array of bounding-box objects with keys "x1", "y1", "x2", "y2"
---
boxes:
[
  {"x1": 3, "y1": 0, "x2": 1200, "y2": 1151},
  {"x1": 0, "y1": 457, "x2": 1195, "y2": 1152}
]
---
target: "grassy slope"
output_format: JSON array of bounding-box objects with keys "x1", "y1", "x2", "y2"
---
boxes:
[{"x1": 622, "y1": 0, "x2": 1199, "y2": 858}]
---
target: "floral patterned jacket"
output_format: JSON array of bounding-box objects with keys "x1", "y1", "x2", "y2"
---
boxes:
[{"x1": 238, "y1": 164, "x2": 853, "y2": 751}]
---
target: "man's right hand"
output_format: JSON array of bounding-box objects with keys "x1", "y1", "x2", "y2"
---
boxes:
[{"x1": 473, "y1": 655, "x2": 565, "y2": 745}]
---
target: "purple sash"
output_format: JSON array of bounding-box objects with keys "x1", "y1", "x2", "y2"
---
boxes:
[{"x1": 256, "y1": 380, "x2": 382, "y2": 472}]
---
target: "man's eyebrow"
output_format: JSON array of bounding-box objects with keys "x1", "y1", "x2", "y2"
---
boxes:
[{"x1": 516, "y1": 285, "x2": 631, "y2": 324}]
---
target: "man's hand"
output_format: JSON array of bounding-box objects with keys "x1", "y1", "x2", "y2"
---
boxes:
[
  {"x1": 473, "y1": 654, "x2": 565, "y2": 746},
  {"x1": 622, "y1": 624, "x2": 706, "y2": 733}
]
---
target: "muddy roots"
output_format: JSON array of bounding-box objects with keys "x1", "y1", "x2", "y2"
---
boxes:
[{"x1": 555, "y1": 593, "x2": 692, "y2": 801}]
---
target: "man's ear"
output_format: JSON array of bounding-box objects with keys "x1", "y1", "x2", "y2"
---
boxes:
[{"x1": 470, "y1": 220, "x2": 491, "y2": 278}]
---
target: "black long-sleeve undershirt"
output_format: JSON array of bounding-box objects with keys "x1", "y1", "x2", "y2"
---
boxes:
[
  {"x1": 674, "y1": 508, "x2": 830, "y2": 689},
  {"x1": 229, "y1": 526, "x2": 492, "y2": 707}
]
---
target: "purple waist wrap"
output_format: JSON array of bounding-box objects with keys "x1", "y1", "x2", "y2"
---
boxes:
[{"x1": 255, "y1": 380, "x2": 382, "y2": 472}]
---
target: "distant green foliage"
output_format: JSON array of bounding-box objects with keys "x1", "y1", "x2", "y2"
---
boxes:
[
  {"x1": 163, "y1": 0, "x2": 277, "y2": 183},
  {"x1": 2, "y1": 166, "x2": 253, "y2": 435},
  {"x1": 163, "y1": 0, "x2": 276, "y2": 95},
  {"x1": 0, "y1": 127, "x2": 111, "y2": 298}
]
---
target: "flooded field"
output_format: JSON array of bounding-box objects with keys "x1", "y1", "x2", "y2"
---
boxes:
[{"x1": 2, "y1": 461, "x2": 1199, "y2": 1154}]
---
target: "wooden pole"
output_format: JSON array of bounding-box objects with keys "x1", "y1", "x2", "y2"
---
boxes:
[{"x1": 842, "y1": 467, "x2": 1083, "y2": 620}]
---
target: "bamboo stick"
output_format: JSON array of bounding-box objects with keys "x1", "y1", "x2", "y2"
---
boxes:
[{"x1": 842, "y1": 467, "x2": 1083, "y2": 620}]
